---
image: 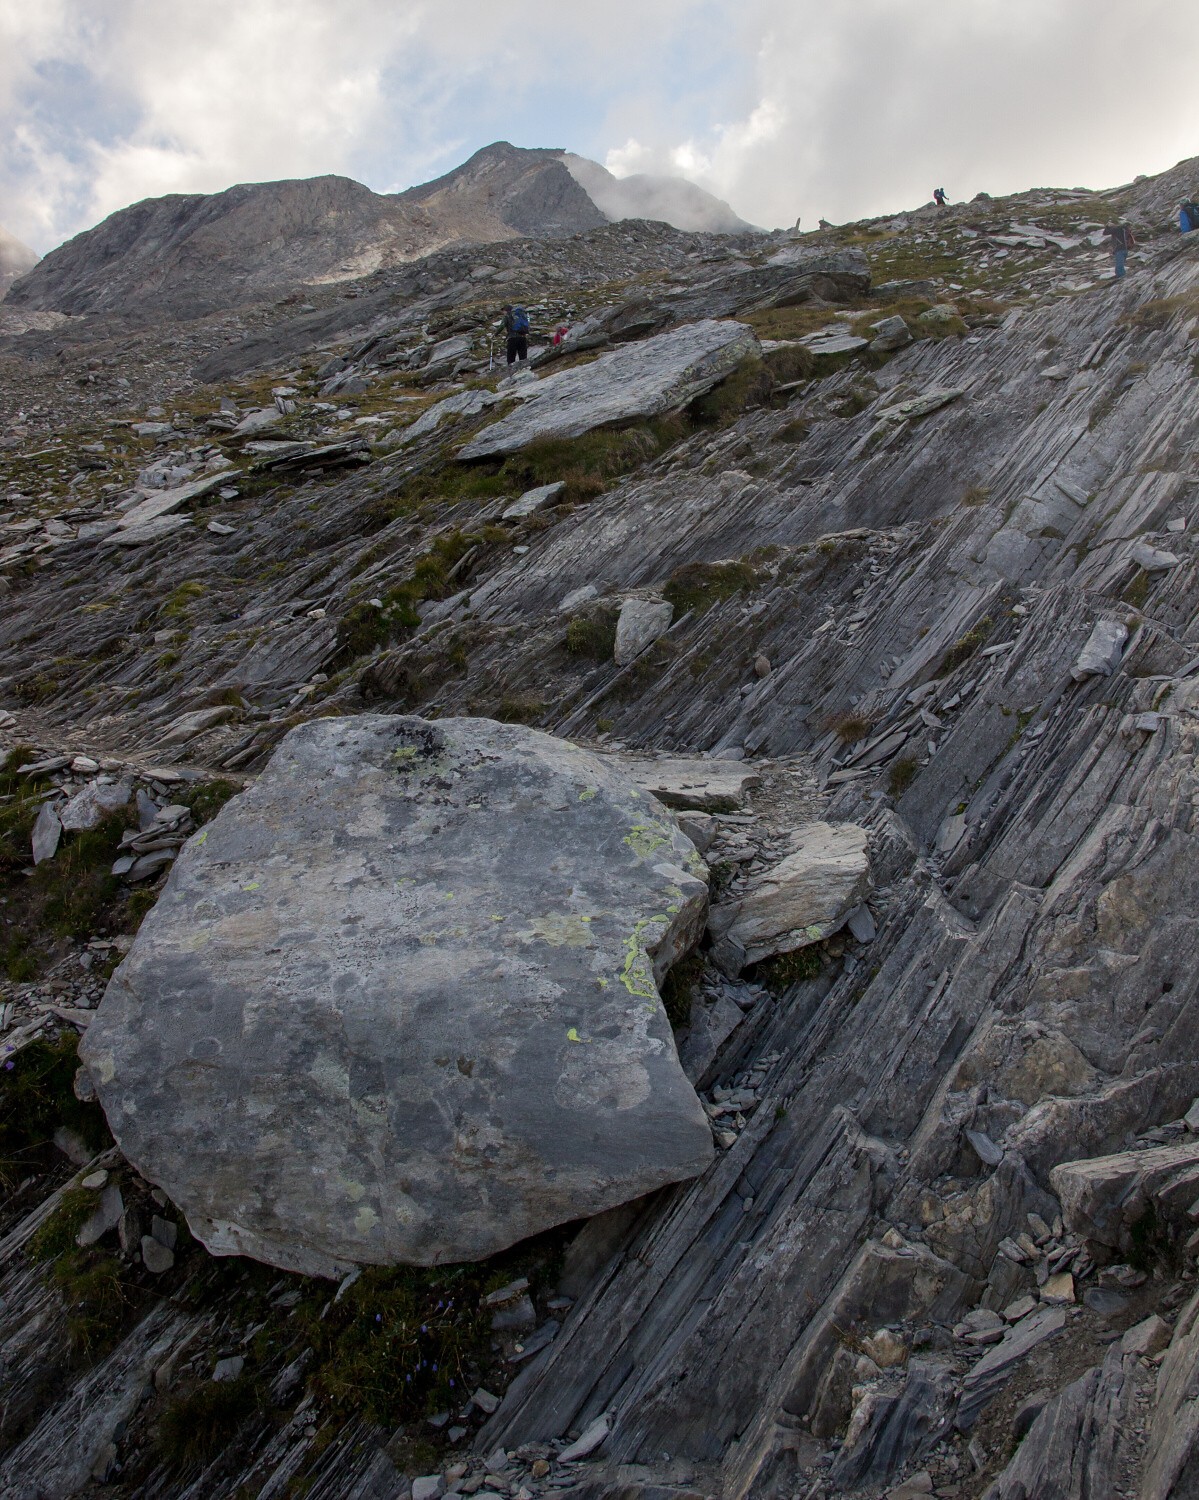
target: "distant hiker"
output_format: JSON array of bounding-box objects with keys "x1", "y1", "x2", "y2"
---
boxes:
[
  {"x1": 933, "y1": 187, "x2": 947, "y2": 208},
  {"x1": 1179, "y1": 200, "x2": 1199, "y2": 234},
  {"x1": 501, "y1": 303, "x2": 530, "y2": 365},
  {"x1": 1103, "y1": 221, "x2": 1135, "y2": 279},
  {"x1": 552, "y1": 324, "x2": 568, "y2": 346}
]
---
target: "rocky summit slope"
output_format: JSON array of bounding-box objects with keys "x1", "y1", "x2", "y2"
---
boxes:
[
  {"x1": 2, "y1": 142, "x2": 750, "y2": 321},
  {"x1": 3, "y1": 154, "x2": 1199, "y2": 1500}
]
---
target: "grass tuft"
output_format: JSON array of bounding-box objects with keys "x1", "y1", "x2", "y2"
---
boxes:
[
  {"x1": 564, "y1": 608, "x2": 619, "y2": 660},
  {"x1": 827, "y1": 712, "x2": 873, "y2": 745},
  {"x1": 939, "y1": 617, "x2": 993, "y2": 675},
  {"x1": 0, "y1": 1033, "x2": 111, "y2": 1188},
  {"x1": 157, "y1": 1374, "x2": 264, "y2": 1469},
  {"x1": 888, "y1": 754, "x2": 920, "y2": 798},
  {"x1": 663, "y1": 560, "x2": 759, "y2": 616}
]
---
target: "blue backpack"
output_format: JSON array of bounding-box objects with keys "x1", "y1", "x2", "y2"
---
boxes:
[{"x1": 511, "y1": 306, "x2": 530, "y2": 334}]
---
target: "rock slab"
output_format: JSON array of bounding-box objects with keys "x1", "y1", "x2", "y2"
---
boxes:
[
  {"x1": 708, "y1": 821, "x2": 870, "y2": 973},
  {"x1": 456, "y1": 320, "x2": 760, "y2": 460},
  {"x1": 614, "y1": 599, "x2": 673, "y2": 665},
  {"x1": 83, "y1": 715, "x2": 713, "y2": 1276}
]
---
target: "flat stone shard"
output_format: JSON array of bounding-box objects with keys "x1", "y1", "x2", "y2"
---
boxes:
[
  {"x1": 456, "y1": 320, "x2": 760, "y2": 460},
  {"x1": 614, "y1": 756, "x2": 761, "y2": 812},
  {"x1": 800, "y1": 327, "x2": 870, "y2": 356},
  {"x1": 82, "y1": 715, "x2": 713, "y2": 1276},
  {"x1": 502, "y1": 481, "x2": 565, "y2": 520},
  {"x1": 869, "y1": 315, "x2": 912, "y2": 352},
  {"x1": 614, "y1": 599, "x2": 673, "y2": 665},
  {"x1": 708, "y1": 821, "x2": 870, "y2": 974},
  {"x1": 1072, "y1": 618, "x2": 1127, "y2": 680}
]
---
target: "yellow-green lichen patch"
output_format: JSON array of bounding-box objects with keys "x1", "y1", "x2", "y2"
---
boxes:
[
  {"x1": 620, "y1": 915, "x2": 669, "y2": 999},
  {"x1": 624, "y1": 823, "x2": 671, "y2": 859},
  {"x1": 518, "y1": 913, "x2": 596, "y2": 948}
]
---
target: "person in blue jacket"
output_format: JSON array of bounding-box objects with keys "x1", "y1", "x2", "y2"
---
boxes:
[{"x1": 1179, "y1": 200, "x2": 1198, "y2": 234}]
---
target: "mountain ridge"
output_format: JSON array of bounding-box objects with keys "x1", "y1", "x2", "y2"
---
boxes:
[{"x1": 2, "y1": 141, "x2": 754, "y2": 321}]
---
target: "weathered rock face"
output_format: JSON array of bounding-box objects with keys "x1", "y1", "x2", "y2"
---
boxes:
[
  {"x1": 456, "y1": 320, "x2": 760, "y2": 459},
  {"x1": 82, "y1": 715, "x2": 713, "y2": 1276}
]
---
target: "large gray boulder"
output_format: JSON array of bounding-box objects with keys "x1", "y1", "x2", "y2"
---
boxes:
[
  {"x1": 456, "y1": 319, "x2": 760, "y2": 460},
  {"x1": 82, "y1": 715, "x2": 713, "y2": 1276}
]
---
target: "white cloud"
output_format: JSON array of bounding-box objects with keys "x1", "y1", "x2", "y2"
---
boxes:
[
  {"x1": 1, "y1": 0, "x2": 1197, "y2": 253},
  {"x1": 625, "y1": 0, "x2": 1199, "y2": 228}
]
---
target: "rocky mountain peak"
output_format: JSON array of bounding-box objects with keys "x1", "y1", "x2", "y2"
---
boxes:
[{"x1": 2, "y1": 141, "x2": 755, "y2": 321}]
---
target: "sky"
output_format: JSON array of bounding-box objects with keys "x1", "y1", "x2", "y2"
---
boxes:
[{"x1": 2, "y1": 0, "x2": 1198, "y2": 255}]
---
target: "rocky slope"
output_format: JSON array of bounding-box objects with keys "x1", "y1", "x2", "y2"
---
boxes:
[
  {"x1": 2, "y1": 155, "x2": 1199, "y2": 1500},
  {"x1": 2, "y1": 142, "x2": 751, "y2": 321}
]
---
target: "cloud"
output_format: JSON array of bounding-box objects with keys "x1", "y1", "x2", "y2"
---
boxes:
[
  {"x1": 0, "y1": 0, "x2": 714, "y2": 250},
  {"x1": 1, "y1": 0, "x2": 1197, "y2": 254},
  {"x1": 604, "y1": 0, "x2": 1199, "y2": 229}
]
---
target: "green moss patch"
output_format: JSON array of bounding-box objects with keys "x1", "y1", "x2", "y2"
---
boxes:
[
  {"x1": 27, "y1": 1186, "x2": 97, "y2": 1262},
  {"x1": 297, "y1": 1232, "x2": 565, "y2": 1429},
  {"x1": 51, "y1": 1250, "x2": 133, "y2": 1358},
  {"x1": 687, "y1": 358, "x2": 774, "y2": 428},
  {"x1": 500, "y1": 418, "x2": 686, "y2": 504},
  {"x1": 757, "y1": 945, "x2": 823, "y2": 993}
]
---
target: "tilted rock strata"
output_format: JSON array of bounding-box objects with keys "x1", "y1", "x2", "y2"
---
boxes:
[{"x1": 82, "y1": 715, "x2": 713, "y2": 1275}]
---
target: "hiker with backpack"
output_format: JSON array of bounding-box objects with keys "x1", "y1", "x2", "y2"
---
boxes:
[
  {"x1": 1179, "y1": 200, "x2": 1199, "y2": 235},
  {"x1": 933, "y1": 187, "x2": 947, "y2": 208},
  {"x1": 500, "y1": 303, "x2": 530, "y2": 365},
  {"x1": 1103, "y1": 221, "x2": 1135, "y2": 279}
]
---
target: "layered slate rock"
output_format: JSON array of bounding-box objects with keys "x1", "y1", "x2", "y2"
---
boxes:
[
  {"x1": 456, "y1": 320, "x2": 760, "y2": 460},
  {"x1": 82, "y1": 715, "x2": 713, "y2": 1276},
  {"x1": 708, "y1": 821, "x2": 870, "y2": 974}
]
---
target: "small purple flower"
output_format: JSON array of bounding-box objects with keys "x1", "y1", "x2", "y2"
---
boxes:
[
  {"x1": 375, "y1": 1313, "x2": 382, "y2": 1323},
  {"x1": 421, "y1": 1323, "x2": 427, "y2": 1333},
  {"x1": 3, "y1": 1061, "x2": 12, "y2": 1071}
]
